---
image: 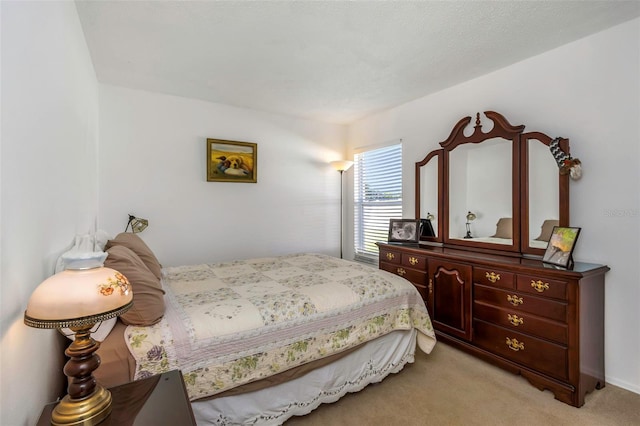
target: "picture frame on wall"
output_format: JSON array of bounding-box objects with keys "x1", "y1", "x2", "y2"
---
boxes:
[
  {"x1": 388, "y1": 219, "x2": 421, "y2": 244},
  {"x1": 207, "y1": 139, "x2": 257, "y2": 183},
  {"x1": 542, "y1": 226, "x2": 581, "y2": 268}
]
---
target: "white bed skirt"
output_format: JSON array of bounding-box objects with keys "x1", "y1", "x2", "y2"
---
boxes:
[{"x1": 192, "y1": 329, "x2": 419, "y2": 425}]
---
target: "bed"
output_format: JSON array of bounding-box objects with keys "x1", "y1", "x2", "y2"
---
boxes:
[
  {"x1": 450, "y1": 218, "x2": 556, "y2": 249},
  {"x1": 453, "y1": 236, "x2": 549, "y2": 249},
  {"x1": 89, "y1": 233, "x2": 436, "y2": 425}
]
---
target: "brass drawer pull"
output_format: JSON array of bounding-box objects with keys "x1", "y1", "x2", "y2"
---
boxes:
[
  {"x1": 506, "y1": 337, "x2": 525, "y2": 352},
  {"x1": 428, "y1": 279, "x2": 433, "y2": 294},
  {"x1": 486, "y1": 272, "x2": 501, "y2": 283},
  {"x1": 531, "y1": 280, "x2": 549, "y2": 293},
  {"x1": 507, "y1": 295, "x2": 523, "y2": 306},
  {"x1": 409, "y1": 256, "x2": 419, "y2": 266},
  {"x1": 508, "y1": 314, "x2": 524, "y2": 326},
  {"x1": 397, "y1": 268, "x2": 406, "y2": 276},
  {"x1": 386, "y1": 252, "x2": 395, "y2": 261}
]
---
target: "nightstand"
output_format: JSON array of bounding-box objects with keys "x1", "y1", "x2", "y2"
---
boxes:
[{"x1": 36, "y1": 370, "x2": 196, "y2": 425}]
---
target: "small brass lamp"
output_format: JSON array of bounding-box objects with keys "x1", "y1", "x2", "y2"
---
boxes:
[
  {"x1": 464, "y1": 211, "x2": 477, "y2": 239},
  {"x1": 24, "y1": 253, "x2": 133, "y2": 426},
  {"x1": 125, "y1": 214, "x2": 148, "y2": 233}
]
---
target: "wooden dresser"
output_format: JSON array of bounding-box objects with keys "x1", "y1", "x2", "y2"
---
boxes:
[{"x1": 378, "y1": 242, "x2": 609, "y2": 407}]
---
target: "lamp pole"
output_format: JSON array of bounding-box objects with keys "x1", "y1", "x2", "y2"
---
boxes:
[
  {"x1": 338, "y1": 169, "x2": 345, "y2": 259},
  {"x1": 330, "y1": 160, "x2": 354, "y2": 259}
]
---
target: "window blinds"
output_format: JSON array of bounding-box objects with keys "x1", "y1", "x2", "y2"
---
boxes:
[{"x1": 354, "y1": 143, "x2": 403, "y2": 260}]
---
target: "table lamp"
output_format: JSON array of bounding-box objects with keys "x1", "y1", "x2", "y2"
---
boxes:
[
  {"x1": 464, "y1": 211, "x2": 476, "y2": 239},
  {"x1": 24, "y1": 253, "x2": 133, "y2": 426},
  {"x1": 125, "y1": 214, "x2": 148, "y2": 233}
]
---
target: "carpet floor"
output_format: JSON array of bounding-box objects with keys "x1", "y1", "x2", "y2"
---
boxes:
[{"x1": 285, "y1": 342, "x2": 640, "y2": 425}]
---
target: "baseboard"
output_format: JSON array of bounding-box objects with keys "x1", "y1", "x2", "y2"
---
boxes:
[{"x1": 604, "y1": 377, "x2": 640, "y2": 395}]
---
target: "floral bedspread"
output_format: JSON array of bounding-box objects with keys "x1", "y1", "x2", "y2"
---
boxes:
[{"x1": 125, "y1": 253, "x2": 435, "y2": 401}]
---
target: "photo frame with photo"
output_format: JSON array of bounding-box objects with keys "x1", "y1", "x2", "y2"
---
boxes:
[
  {"x1": 542, "y1": 226, "x2": 581, "y2": 268},
  {"x1": 388, "y1": 219, "x2": 421, "y2": 244}
]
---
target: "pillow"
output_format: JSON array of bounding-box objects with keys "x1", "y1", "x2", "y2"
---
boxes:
[
  {"x1": 94, "y1": 229, "x2": 112, "y2": 251},
  {"x1": 535, "y1": 219, "x2": 559, "y2": 242},
  {"x1": 491, "y1": 217, "x2": 513, "y2": 239},
  {"x1": 55, "y1": 234, "x2": 101, "y2": 273},
  {"x1": 105, "y1": 233, "x2": 162, "y2": 280},
  {"x1": 104, "y1": 245, "x2": 165, "y2": 326}
]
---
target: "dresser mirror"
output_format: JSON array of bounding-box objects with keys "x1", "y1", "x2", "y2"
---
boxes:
[
  {"x1": 415, "y1": 111, "x2": 570, "y2": 256},
  {"x1": 522, "y1": 132, "x2": 570, "y2": 255},
  {"x1": 447, "y1": 137, "x2": 514, "y2": 245}
]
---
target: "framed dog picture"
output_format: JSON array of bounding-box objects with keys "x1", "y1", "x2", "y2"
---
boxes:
[
  {"x1": 388, "y1": 219, "x2": 421, "y2": 244},
  {"x1": 207, "y1": 139, "x2": 257, "y2": 183},
  {"x1": 542, "y1": 226, "x2": 581, "y2": 268}
]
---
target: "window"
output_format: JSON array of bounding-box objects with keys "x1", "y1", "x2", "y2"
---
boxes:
[{"x1": 354, "y1": 143, "x2": 403, "y2": 261}]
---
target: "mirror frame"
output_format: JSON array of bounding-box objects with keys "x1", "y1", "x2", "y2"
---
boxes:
[
  {"x1": 441, "y1": 111, "x2": 524, "y2": 253},
  {"x1": 415, "y1": 149, "x2": 443, "y2": 242},
  {"x1": 521, "y1": 132, "x2": 570, "y2": 256},
  {"x1": 414, "y1": 111, "x2": 570, "y2": 257}
]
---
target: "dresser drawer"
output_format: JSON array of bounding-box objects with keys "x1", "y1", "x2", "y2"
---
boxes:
[
  {"x1": 473, "y1": 320, "x2": 568, "y2": 381},
  {"x1": 380, "y1": 248, "x2": 401, "y2": 265},
  {"x1": 396, "y1": 266, "x2": 427, "y2": 285},
  {"x1": 517, "y1": 275, "x2": 568, "y2": 300},
  {"x1": 474, "y1": 285, "x2": 567, "y2": 322},
  {"x1": 473, "y1": 301, "x2": 568, "y2": 344},
  {"x1": 402, "y1": 253, "x2": 427, "y2": 270},
  {"x1": 380, "y1": 263, "x2": 427, "y2": 286},
  {"x1": 473, "y1": 267, "x2": 515, "y2": 290},
  {"x1": 380, "y1": 262, "x2": 398, "y2": 275}
]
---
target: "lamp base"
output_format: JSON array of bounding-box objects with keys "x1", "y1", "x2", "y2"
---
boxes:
[
  {"x1": 51, "y1": 386, "x2": 112, "y2": 426},
  {"x1": 53, "y1": 324, "x2": 112, "y2": 426}
]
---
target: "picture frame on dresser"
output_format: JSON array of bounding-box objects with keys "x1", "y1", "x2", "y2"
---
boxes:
[
  {"x1": 420, "y1": 218, "x2": 436, "y2": 238},
  {"x1": 542, "y1": 226, "x2": 581, "y2": 268},
  {"x1": 388, "y1": 219, "x2": 420, "y2": 244}
]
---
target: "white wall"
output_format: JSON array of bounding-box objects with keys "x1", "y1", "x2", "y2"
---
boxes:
[
  {"x1": 0, "y1": 2, "x2": 100, "y2": 425},
  {"x1": 98, "y1": 85, "x2": 346, "y2": 267},
  {"x1": 346, "y1": 19, "x2": 640, "y2": 393}
]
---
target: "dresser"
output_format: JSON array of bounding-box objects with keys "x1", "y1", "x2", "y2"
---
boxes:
[{"x1": 378, "y1": 242, "x2": 608, "y2": 407}]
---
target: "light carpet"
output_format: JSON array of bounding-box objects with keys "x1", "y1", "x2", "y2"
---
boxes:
[{"x1": 285, "y1": 342, "x2": 640, "y2": 425}]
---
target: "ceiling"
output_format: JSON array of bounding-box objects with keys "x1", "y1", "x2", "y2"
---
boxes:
[{"x1": 75, "y1": 1, "x2": 640, "y2": 124}]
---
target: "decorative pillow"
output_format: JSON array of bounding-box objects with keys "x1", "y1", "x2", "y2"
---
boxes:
[
  {"x1": 55, "y1": 234, "x2": 99, "y2": 273},
  {"x1": 491, "y1": 217, "x2": 513, "y2": 239},
  {"x1": 104, "y1": 245, "x2": 165, "y2": 326},
  {"x1": 105, "y1": 233, "x2": 162, "y2": 280},
  {"x1": 94, "y1": 229, "x2": 112, "y2": 252},
  {"x1": 535, "y1": 219, "x2": 559, "y2": 242}
]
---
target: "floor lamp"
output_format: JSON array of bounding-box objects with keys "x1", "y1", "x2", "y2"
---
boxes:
[{"x1": 330, "y1": 160, "x2": 354, "y2": 258}]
